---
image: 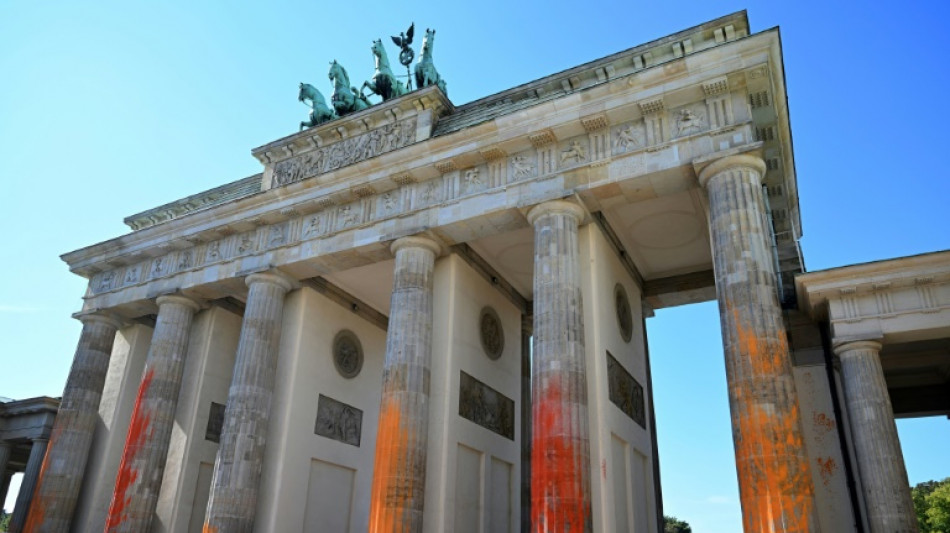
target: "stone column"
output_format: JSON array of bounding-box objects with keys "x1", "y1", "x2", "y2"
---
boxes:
[
  {"x1": 23, "y1": 311, "x2": 121, "y2": 533},
  {"x1": 0, "y1": 441, "x2": 11, "y2": 509},
  {"x1": 203, "y1": 272, "x2": 294, "y2": 533},
  {"x1": 698, "y1": 154, "x2": 814, "y2": 532},
  {"x1": 368, "y1": 236, "x2": 440, "y2": 533},
  {"x1": 1, "y1": 471, "x2": 13, "y2": 514},
  {"x1": 835, "y1": 340, "x2": 917, "y2": 533},
  {"x1": 527, "y1": 200, "x2": 592, "y2": 533},
  {"x1": 9, "y1": 438, "x2": 49, "y2": 533},
  {"x1": 104, "y1": 295, "x2": 202, "y2": 532}
]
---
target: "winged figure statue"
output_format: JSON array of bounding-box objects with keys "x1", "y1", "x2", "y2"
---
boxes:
[{"x1": 392, "y1": 22, "x2": 414, "y2": 50}]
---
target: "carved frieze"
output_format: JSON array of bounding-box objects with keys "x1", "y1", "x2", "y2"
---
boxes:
[
  {"x1": 272, "y1": 117, "x2": 417, "y2": 187},
  {"x1": 458, "y1": 371, "x2": 514, "y2": 440},
  {"x1": 606, "y1": 351, "x2": 645, "y2": 428},
  {"x1": 315, "y1": 394, "x2": 362, "y2": 447}
]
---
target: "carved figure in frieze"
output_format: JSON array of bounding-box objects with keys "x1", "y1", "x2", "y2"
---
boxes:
[
  {"x1": 675, "y1": 108, "x2": 705, "y2": 136},
  {"x1": 382, "y1": 192, "x2": 397, "y2": 211},
  {"x1": 361, "y1": 40, "x2": 406, "y2": 102},
  {"x1": 614, "y1": 125, "x2": 641, "y2": 153},
  {"x1": 414, "y1": 28, "x2": 447, "y2": 95},
  {"x1": 151, "y1": 257, "x2": 165, "y2": 277},
  {"x1": 124, "y1": 266, "x2": 139, "y2": 284},
  {"x1": 464, "y1": 168, "x2": 482, "y2": 190},
  {"x1": 98, "y1": 271, "x2": 116, "y2": 292},
  {"x1": 237, "y1": 234, "x2": 255, "y2": 254},
  {"x1": 329, "y1": 60, "x2": 371, "y2": 117},
  {"x1": 510, "y1": 155, "x2": 535, "y2": 179},
  {"x1": 302, "y1": 215, "x2": 323, "y2": 238},
  {"x1": 420, "y1": 180, "x2": 439, "y2": 203},
  {"x1": 206, "y1": 241, "x2": 221, "y2": 261},
  {"x1": 178, "y1": 250, "x2": 193, "y2": 270},
  {"x1": 298, "y1": 82, "x2": 337, "y2": 130},
  {"x1": 560, "y1": 139, "x2": 587, "y2": 164},
  {"x1": 268, "y1": 225, "x2": 286, "y2": 246},
  {"x1": 338, "y1": 205, "x2": 359, "y2": 227}
]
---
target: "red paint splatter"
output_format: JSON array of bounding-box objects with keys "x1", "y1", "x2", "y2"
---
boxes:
[
  {"x1": 602, "y1": 459, "x2": 607, "y2": 480},
  {"x1": 531, "y1": 380, "x2": 590, "y2": 533},
  {"x1": 105, "y1": 368, "x2": 154, "y2": 531},
  {"x1": 813, "y1": 412, "x2": 836, "y2": 444},
  {"x1": 816, "y1": 457, "x2": 838, "y2": 487}
]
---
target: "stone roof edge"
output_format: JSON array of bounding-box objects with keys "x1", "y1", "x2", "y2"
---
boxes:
[
  {"x1": 442, "y1": 10, "x2": 749, "y2": 117},
  {"x1": 123, "y1": 174, "x2": 263, "y2": 230},
  {"x1": 795, "y1": 249, "x2": 950, "y2": 314}
]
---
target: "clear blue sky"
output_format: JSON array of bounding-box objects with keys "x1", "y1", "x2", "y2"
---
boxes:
[{"x1": 2, "y1": 1, "x2": 949, "y2": 530}]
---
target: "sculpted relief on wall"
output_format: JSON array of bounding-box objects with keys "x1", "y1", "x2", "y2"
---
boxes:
[{"x1": 272, "y1": 118, "x2": 418, "y2": 187}]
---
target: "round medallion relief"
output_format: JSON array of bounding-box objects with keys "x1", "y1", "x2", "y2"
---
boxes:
[
  {"x1": 332, "y1": 330, "x2": 363, "y2": 379},
  {"x1": 479, "y1": 306, "x2": 505, "y2": 360},
  {"x1": 614, "y1": 283, "x2": 633, "y2": 343}
]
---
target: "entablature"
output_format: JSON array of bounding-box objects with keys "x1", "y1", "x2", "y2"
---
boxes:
[{"x1": 63, "y1": 14, "x2": 800, "y2": 320}]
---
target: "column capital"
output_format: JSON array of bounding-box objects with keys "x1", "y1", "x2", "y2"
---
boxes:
[
  {"x1": 155, "y1": 294, "x2": 203, "y2": 312},
  {"x1": 245, "y1": 271, "x2": 295, "y2": 293},
  {"x1": 525, "y1": 199, "x2": 586, "y2": 226},
  {"x1": 391, "y1": 235, "x2": 442, "y2": 257},
  {"x1": 833, "y1": 339, "x2": 883, "y2": 355},
  {"x1": 697, "y1": 153, "x2": 767, "y2": 189},
  {"x1": 72, "y1": 309, "x2": 123, "y2": 330}
]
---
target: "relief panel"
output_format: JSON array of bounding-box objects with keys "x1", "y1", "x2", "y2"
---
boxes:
[
  {"x1": 606, "y1": 351, "x2": 645, "y2": 428},
  {"x1": 458, "y1": 371, "x2": 515, "y2": 440}
]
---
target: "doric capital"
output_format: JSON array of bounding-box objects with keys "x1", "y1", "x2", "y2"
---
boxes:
[
  {"x1": 391, "y1": 235, "x2": 442, "y2": 257},
  {"x1": 526, "y1": 200, "x2": 586, "y2": 226},
  {"x1": 697, "y1": 153, "x2": 767, "y2": 189},
  {"x1": 245, "y1": 271, "x2": 296, "y2": 293},
  {"x1": 73, "y1": 309, "x2": 123, "y2": 330},
  {"x1": 833, "y1": 339, "x2": 883, "y2": 356},
  {"x1": 155, "y1": 294, "x2": 203, "y2": 313}
]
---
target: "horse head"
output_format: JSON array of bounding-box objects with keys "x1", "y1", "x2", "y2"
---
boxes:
[
  {"x1": 421, "y1": 28, "x2": 436, "y2": 57},
  {"x1": 371, "y1": 39, "x2": 387, "y2": 60}
]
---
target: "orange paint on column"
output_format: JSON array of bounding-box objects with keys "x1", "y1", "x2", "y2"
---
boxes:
[
  {"x1": 531, "y1": 381, "x2": 590, "y2": 533},
  {"x1": 369, "y1": 399, "x2": 411, "y2": 533},
  {"x1": 730, "y1": 309, "x2": 813, "y2": 533},
  {"x1": 104, "y1": 368, "x2": 155, "y2": 532}
]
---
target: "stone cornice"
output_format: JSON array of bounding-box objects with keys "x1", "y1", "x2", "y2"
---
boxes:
[{"x1": 795, "y1": 250, "x2": 950, "y2": 341}]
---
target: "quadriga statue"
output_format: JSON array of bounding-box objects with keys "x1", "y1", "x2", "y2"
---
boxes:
[
  {"x1": 298, "y1": 82, "x2": 337, "y2": 130},
  {"x1": 415, "y1": 28, "x2": 446, "y2": 95}
]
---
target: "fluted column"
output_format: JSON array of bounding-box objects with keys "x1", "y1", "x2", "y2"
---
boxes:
[
  {"x1": 9, "y1": 438, "x2": 49, "y2": 533},
  {"x1": 23, "y1": 312, "x2": 120, "y2": 533},
  {"x1": 369, "y1": 236, "x2": 440, "y2": 533},
  {"x1": 203, "y1": 272, "x2": 294, "y2": 533},
  {"x1": 835, "y1": 340, "x2": 917, "y2": 533},
  {"x1": 527, "y1": 200, "x2": 592, "y2": 533},
  {"x1": 698, "y1": 154, "x2": 814, "y2": 532},
  {"x1": 104, "y1": 295, "x2": 202, "y2": 532}
]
